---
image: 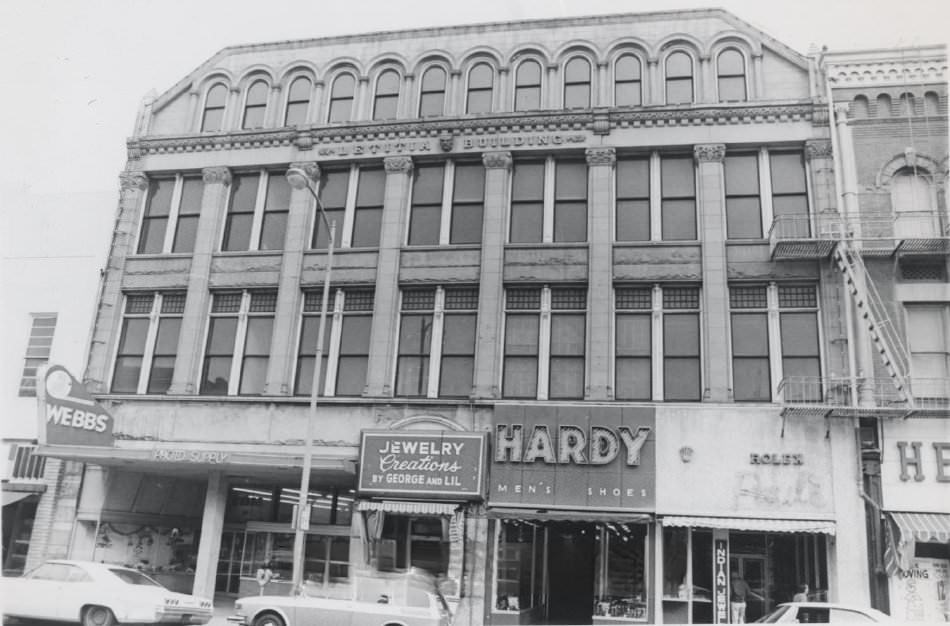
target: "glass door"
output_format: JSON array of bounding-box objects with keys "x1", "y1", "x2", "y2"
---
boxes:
[
  {"x1": 730, "y1": 555, "x2": 768, "y2": 622},
  {"x1": 216, "y1": 530, "x2": 245, "y2": 593}
]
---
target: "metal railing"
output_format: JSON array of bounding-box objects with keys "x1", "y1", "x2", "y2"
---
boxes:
[
  {"x1": 778, "y1": 376, "x2": 950, "y2": 412},
  {"x1": 770, "y1": 211, "x2": 949, "y2": 255}
]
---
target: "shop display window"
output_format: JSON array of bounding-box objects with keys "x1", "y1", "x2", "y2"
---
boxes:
[
  {"x1": 494, "y1": 520, "x2": 540, "y2": 613},
  {"x1": 225, "y1": 485, "x2": 352, "y2": 526},
  {"x1": 594, "y1": 524, "x2": 648, "y2": 621},
  {"x1": 238, "y1": 530, "x2": 349, "y2": 584},
  {"x1": 93, "y1": 523, "x2": 198, "y2": 574},
  {"x1": 375, "y1": 515, "x2": 450, "y2": 575},
  {"x1": 662, "y1": 527, "x2": 713, "y2": 623}
]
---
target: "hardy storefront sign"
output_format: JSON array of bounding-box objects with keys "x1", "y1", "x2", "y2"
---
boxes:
[
  {"x1": 358, "y1": 431, "x2": 488, "y2": 499},
  {"x1": 37, "y1": 364, "x2": 115, "y2": 447},
  {"x1": 490, "y1": 406, "x2": 656, "y2": 510}
]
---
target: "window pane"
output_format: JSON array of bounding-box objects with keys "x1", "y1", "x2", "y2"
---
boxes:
[
  {"x1": 564, "y1": 84, "x2": 589, "y2": 109},
  {"x1": 554, "y1": 201, "x2": 587, "y2": 242},
  {"x1": 239, "y1": 357, "x2": 268, "y2": 394},
  {"x1": 772, "y1": 195, "x2": 808, "y2": 219},
  {"x1": 517, "y1": 60, "x2": 541, "y2": 85},
  {"x1": 617, "y1": 55, "x2": 641, "y2": 80},
  {"x1": 259, "y1": 213, "x2": 287, "y2": 250},
  {"x1": 551, "y1": 314, "x2": 585, "y2": 356},
  {"x1": 138, "y1": 218, "x2": 168, "y2": 254},
  {"x1": 422, "y1": 67, "x2": 445, "y2": 91},
  {"x1": 222, "y1": 213, "x2": 253, "y2": 251},
  {"x1": 565, "y1": 58, "x2": 590, "y2": 82},
  {"x1": 510, "y1": 203, "x2": 543, "y2": 243},
  {"x1": 374, "y1": 95, "x2": 397, "y2": 120},
  {"x1": 443, "y1": 315, "x2": 476, "y2": 354},
  {"x1": 732, "y1": 314, "x2": 768, "y2": 356},
  {"x1": 616, "y1": 358, "x2": 651, "y2": 400},
  {"x1": 243, "y1": 105, "x2": 265, "y2": 129},
  {"x1": 146, "y1": 356, "x2": 174, "y2": 394},
  {"x1": 615, "y1": 81, "x2": 642, "y2": 107},
  {"x1": 467, "y1": 91, "x2": 492, "y2": 114},
  {"x1": 328, "y1": 97, "x2": 353, "y2": 123},
  {"x1": 200, "y1": 357, "x2": 231, "y2": 394},
  {"x1": 666, "y1": 52, "x2": 691, "y2": 77},
  {"x1": 335, "y1": 357, "x2": 367, "y2": 396},
  {"x1": 783, "y1": 357, "x2": 820, "y2": 380},
  {"x1": 377, "y1": 70, "x2": 400, "y2": 94},
  {"x1": 726, "y1": 197, "x2": 762, "y2": 239},
  {"x1": 399, "y1": 315, "x2": 433, "y2": 354},
  {"x1": 111, "y1": 356, "x2": 142, "y2": 393},
  {"x1": 454, "y1": 164, "x2": 485, "y2": 201},
  {"x1": 780, "y1": 312, "x2": 819, "y2": 356},
  {"x1": 244, "y1": 318, "x2": 273, "y2": 355},
  {"x1": 770, "y1": 153, "x2": 807, "y2": 194},
  {"x1": 719, "y1": 76, "x2": 746, "y2": 102},
  {"x1": 662, "y1": 158, "x2": 695, "y2": 197},
  {"x1": 285, "y1": 101, "x2": 308, "y2": 126},
  {"x1": 207, "y1": 317, "x2": 238, "y2": 354},
  {"x1": 513, "y1": 163, "x2": 544, "y2": 200},
  {"x1": 340, "y1": 316, "x2": 371, "y2": 354},
  {"x1": 725, "y1": 155, "x2": 758, "y2": 195},
  {"x1": 202, "y1": 108, "x2": 224, "y2": 132},
  {"x1": 118, "y1": 318, "x2": 149, "y2": 354},
  {"x1": 666, "y1": 79, "x2": 693, "y2": 104},
  {"x1": 356, "y1": 168, "x2": 386, "y2": 206},
  {"x1": 661, "y1": 199, "x2": 696, "y2": 240},
  {"x1": 734, "y1": 359, "x2": 771, "y2": 401},
  {"x1": 396, "y1": 357, "x2": 429, "y2": 396},
  {"x1": 556, "y1": 162, "x2": 587, "y2": 199},
  {"x1": 515, "y1": 86, "x2": 541, "y2": 111},
  {"x1": 550, "y1": 358, "x2": 584, "y2": 399},
  {"x1": 664, "y1": 314, "x2": 699, "y2": 356},
  {"x1": 322, "y1": 170, "x2": 350, "y2": 207},
  {"x1": 352, "y1": 208, "x2": 382, "y2": 247},
  {"x1": 503, "y1": 357, "x2": 538, "y2": 398},
  {"x1": 439, "y1": 356, "x2": 474, "y2": 397},
  {"x1": 470, "y1": 64, "x2": 493, "y2": 88},
  {"x1": 451, "y1": 203, "x2": 483, "y2": 244},
  {"x1": 145, "y1": 180, "x2": 175, "y2": 218},
  {"x1": 617, "y1": 159, "x2": 649, "y2": 198},
  {"x1": 718, "y1": 50, "x2": 744, "y2": 75},
  {"x1": 505, "y1": 315, "x2": 539, "y2": 355},
  {"x1": 413, "y1": 165, "x2": 444, "y2": 203},
  {"x1": 419, "y1": 92, "x2": 444, "y2": 117},
  {"x1": 265, "y1": 173, "x2": 291, "y2": 210},
  {"x1": 617, "y1": 200, "x2": 650, "y2": 241},
  {"x1": 664, "y1": 358, "x2": 700, "y2": 400},
  {"x1": 616, "y1": 314, "x2": 651, "y2": 356},
  {"x1": 154, "y1": 318, "x2": 181, "y2": 354},
  {"x1": 409, "y1": 205, "x2": 441, "y2": 245}
]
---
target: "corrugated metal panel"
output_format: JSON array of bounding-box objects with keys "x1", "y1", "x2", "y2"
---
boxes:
[
  {"x1": 357, "y1": 500, "x2": 460, "y2": 515},
  {"x1": 661, "y1": 516, "x2": 836, "y2": 535}
]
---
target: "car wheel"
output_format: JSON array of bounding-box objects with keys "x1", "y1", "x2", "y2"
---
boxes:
[
  {"x1": 251, "y1": 612, "x2": 286, "y2": 626},
  {"x1": 81, "y1": 605, "x2": 117, "y2": 626}
]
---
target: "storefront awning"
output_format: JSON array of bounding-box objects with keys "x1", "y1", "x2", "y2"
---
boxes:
[
  {"x1": 487, "y1": 507, "x2": 652, "y2": 523},
  {"x1": 357, "y1": 500, "x2": 460, "y2": 515},
  {"x1": 2, "y1": 491, "x2": 39, "y2": 507},
  {"x1": 661, "y1": 516, "x2": 836, "y2": 535},
  {"x1": 889, "y1": 511, "x2": 950, "y2": 544}
]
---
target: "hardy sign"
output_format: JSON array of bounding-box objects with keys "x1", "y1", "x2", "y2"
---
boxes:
[{"x1": 38, "y1": 365, "x2": 114, "y2": 447}]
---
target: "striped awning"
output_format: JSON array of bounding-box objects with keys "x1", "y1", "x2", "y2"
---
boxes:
[
  {"x1": 890, "y1": 512, "x2": 950, "y2": 543},
  {"x1": 661, "y1": 516, "x2": 836, "y2": 535},
  {"x1": 357, "y1": 500, "x2": 460, "y2": 515}
]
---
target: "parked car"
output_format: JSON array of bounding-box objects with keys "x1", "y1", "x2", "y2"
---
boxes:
[
  {"x1": 755, "y1": 601, "x2": 893, "y2": 623},
  {"x1": 2, "y1": 559, "x2": 213, "y2": 625},
  {"x1": 228, "y1": 569, "x2": 451, "y2": 626}
]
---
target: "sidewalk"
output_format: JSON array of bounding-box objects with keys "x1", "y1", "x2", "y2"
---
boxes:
[{"x1": 208, "y1": 593, "x2": 236, "y2": 626}]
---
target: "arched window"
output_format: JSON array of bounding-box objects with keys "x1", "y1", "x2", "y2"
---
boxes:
[
  {"x1": 327, "y1": 74, "x2": 356, "y2": 123},
  {"x1": 242, "y1": 80, "x2": 269, "y2": 129},
  {"x1": 418, "y1": 67, "x2": 446, "y2": 117},
  {"x1": 924, "y1": 92, "x2": 940, "y2": 116},
  {"x1": 201, "y1": 84, "x2": 228, "y2": 132},
  {"x1": 373, "y1": 70, "x2": 400, "y2": 120},
  {"x1": 514, "y1": 60, "x2": 542, "y2": 111},
  {"x1": 466, "y1": 63, "x2": 494, "y2": 114},
  {"x1": 717, "y1": 49, "x2": 746, "y2": 102},
  {"x1": 665, "y1": 51, "x2": 693, "y2": 104},
  {"x1": 892, "y1": 168, "x2": 936, "y2": 237},
  {"x1": 851, "y1": 95, "x2": 869, "y2": 119},
  {"x1": 876, "y1": 94, "x2": 892, "y2": 118},
  {"x1": 614, "y1": 55, "x2": 642, "y2": 106},
  {"x1": 563, "y1": 57, "x2": 591, "y2": 108},
  {"x1": 899, "y1": 92, "x2": 915, "y2": 116},
  {"x1": 284, "y1": 76, "x2": 312, "y2": 126}
]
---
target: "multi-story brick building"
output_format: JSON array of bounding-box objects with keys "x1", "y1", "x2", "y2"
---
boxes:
[{"x1": 29, "y1": 9, "x2": 948, "y2": 625}]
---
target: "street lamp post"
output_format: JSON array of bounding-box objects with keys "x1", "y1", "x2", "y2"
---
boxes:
[{"x1": 285, "y1": 165, "x2": 336, "y2": 594}]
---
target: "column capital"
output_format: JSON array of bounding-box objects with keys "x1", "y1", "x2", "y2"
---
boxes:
[
  {"x1": 498, "y1": 66, "x2": 510, "y2": 74},
  {"x1": 384, "y1": 156, "x2": 413, "y2": 173},
  {"x1": 119, "y1": 171, "x2": 148, "y2": 192},
  {"x1": 270, "y1": 83, "x2": 283, "y2": 92},
  {"x1": 834, "y1": 102, "x2": 851, "y2": 121},
  {"x1": 693, "y1": 143, "x2": 726, "y2": 163},
  {"x1": 202, "y1": 166, "x2": 232, "y2": 186},
  {"x1": 585, "y1": 147, "x2": 616, "y2": 166},
  {"x1": 404, "y1": 73, "x2": 415, "y2": 80},
  {"x1": 288, "y1": 161, "x2": 321, "y2": 183},
  {"x1": 450, "y1": 69, "x2": 463, "y2": 77},
  {"x1": 482, "y1": 151, "x2": 512, "y2": 170},
  {"x1": 805, "y1": 139, "x2": 834, "y2": 161}
]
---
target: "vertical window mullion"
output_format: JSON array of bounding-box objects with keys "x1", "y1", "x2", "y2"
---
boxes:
[
  {"x1": 652, "y1": 285, "x2": 664, "y2": 401},
  {"x1": 324, "y1": 290, "x2": 344, "y2": 397},
  {"x1": 767, "y1": 283, "x2": 783, "y2": 399},
  {"x1": 542, "y1": 158, "x2": 556, "y2": 243},
  {"x1": 538, "y1": 288, "x2": 552, "y2": 400},
  {"x1": 162, "y1": 178, "x2": 184, "y2": 253},
  {"x1": 137, "y1": 294, "x2": 162, "y2": 394},
  {"x1": 248, "y1": 171, "x2": 268, "y2": 251},
  {"x1": 649, "y1": 153, "x2": 662, "y2": 241},
  {"x1": 428, "y1": 288, "x2": 446, "y2": 398},
  {"x1": 341, "y1": 166, "x2": 359, "y2": 248},
  {"x1": 229, "y1": 292, "x2": 250, "y2": 395},
  {"x1": 440, "y1": 163, "x2": 455, "y2": 245},
  {"x1": 759, "y1": 149, "x2": 773, "y2": 235}
]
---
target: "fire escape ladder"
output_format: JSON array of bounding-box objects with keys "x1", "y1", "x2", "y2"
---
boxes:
[{"x1": 833, "y1": 240, "x2": 915, "y2": 407}]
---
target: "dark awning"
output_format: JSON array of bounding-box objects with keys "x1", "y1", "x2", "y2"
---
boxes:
[{"x1": 486, "y1": 507, "x2": 651, "y2": 523}]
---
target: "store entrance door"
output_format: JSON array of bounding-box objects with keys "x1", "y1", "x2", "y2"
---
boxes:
[
  {"x1": 216, "y1": 531, "x2": 244, "y2": 593},
  {"x1": 546, "y1": 522, "x2": 595, "y2": 625},
  {"x1": 730, "y1": 555, "x2": 768, "y2": 622}
]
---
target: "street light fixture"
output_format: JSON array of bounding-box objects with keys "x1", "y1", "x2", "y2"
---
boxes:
[{"x1": 285, "y1": 165, "x2": 336, "y2": 594}]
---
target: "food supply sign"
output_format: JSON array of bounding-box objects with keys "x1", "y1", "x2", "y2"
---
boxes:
[
  {"x1": 358, "y1": 431, "x2": 488, "y2": 499},
  {"x1": 37, "y1": 364, "x2": 115, "y2": 447}
]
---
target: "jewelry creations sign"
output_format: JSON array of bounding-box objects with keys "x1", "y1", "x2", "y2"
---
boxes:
[{"x1": 358, "y1": 431, "x2": 488, "y2": 499}]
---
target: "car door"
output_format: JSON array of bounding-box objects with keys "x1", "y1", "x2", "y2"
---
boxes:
[
  {"x1": 56, "y1": 564, "x2": 96, "y2": 621},
  {"x1": 293, "y1": 595, "x2": 353, "y2": 626},
  {"x1": 13, "y1": 563, "x2": 67, "y2": 619},
  {"x1": 829, "y1": 607, "x2": 877, "y2": 622}
]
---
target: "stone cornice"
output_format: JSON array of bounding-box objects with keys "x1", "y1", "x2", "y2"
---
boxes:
[
  {"x1": 127, "y1": 102, "x2": 819, "y2": 158},
  {"x1": 826, "y1": 59, "x2": 947, "y2": 87}
]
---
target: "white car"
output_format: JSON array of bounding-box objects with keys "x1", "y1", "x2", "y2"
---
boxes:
[
  {"x1": 755, "y1": 601, "x2": 893, "y2": 623},
  {"x1": 2, "y1": 559, "x2": 213, "y2": 625}
]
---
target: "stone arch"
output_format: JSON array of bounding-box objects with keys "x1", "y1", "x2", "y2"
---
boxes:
[
  {"x1": 876, "y1": 150, "x2": 943, "y2": 188},
  {"x1": 389, "y1": 415, "x2": 467, "y2": 431}
]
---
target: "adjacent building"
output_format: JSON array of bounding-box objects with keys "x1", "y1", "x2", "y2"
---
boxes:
[{"x1": 28, "y1": 9, "x2": 947, "y2": 624}]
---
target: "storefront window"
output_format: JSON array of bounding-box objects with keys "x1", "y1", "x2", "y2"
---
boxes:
[
  {"x1": 595, "y1": 524, "x2": 648, "y2": 621},
  {"x1": 376, "y1": 515, "x2": 450, "y2": 575},
  {"x1": 238, "y1": 530, "x2": 349, "y2": 584},
  {"x1": 495, "y1": 520, "x2": 539, "y2": 613},
  {"x1": 226, "y1": 485, "x2": 353, "y2": 526}
]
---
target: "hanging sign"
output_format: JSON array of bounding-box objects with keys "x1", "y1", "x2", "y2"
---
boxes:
[{"x1": 37, "y1": 364, "x2": 115, "y2": 447}]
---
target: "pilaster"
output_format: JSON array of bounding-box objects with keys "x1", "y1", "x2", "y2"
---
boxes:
[
  {"x1": 805, "y1": 139, "x2": 839, "y2": 232},
  {"x1": 193, "y1": 471, "x2": 227, "y2": 598},
  {"x1": 472, "y1": 151, "x2": 512, "y2": 399},
  {"x1": 86, "y1": 171, "x2": 148, "y2": 390},
  {"x1": 169, "y1": 167, "x2": 231, "y2": 394},
  {"x1": 364, "y1": 156, "x2": 413, "y2": 396},
  {"x1": 265, "y1": 163, "x2": 321, "y2": 395},
  {"x1": 496, "y1": 67, "x2": 510, "y2": 113},
  {"x1": 647, "y1": 58, "x2": 659, "y2": 105},
  {"x1": 586, "y1": 147, "x2": 615, "y2": 400},
  {"x1": 694, "y1": 143, "x2": 730, "y2": 401}
]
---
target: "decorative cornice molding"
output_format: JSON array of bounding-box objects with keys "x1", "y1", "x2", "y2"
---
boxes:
[
  {"x1": 827, "y1": 60, "x2": 947, "y2": 87},
  {"x1": 482, "y1": 151, "x2": 512, "y2": 169},
  {"x1": 586, "y1": 147, "x2": 616, "y2": 166},
  {"x1": 804, "y1": 139, "x2": 833, "y2": 160},
  {"x1": 384, "y1": 156, "x2": 413, "y2": 173},
  {"x1": 288, "y1": 161, "x2": 320, "y2": 184},
  {"x1": 119, "y1": 171, "x2": 148, "y2": 192},
  {"x1": 202, "y1": 166, "x2": 232, "y2": 185},
  {"x1": 694, "y1": 143, "x2": 726, "y2": 163}
]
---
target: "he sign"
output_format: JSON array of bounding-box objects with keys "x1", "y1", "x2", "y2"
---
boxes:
[{"x1": 38, "y1": 365, "x2": 114, "y2": 447}]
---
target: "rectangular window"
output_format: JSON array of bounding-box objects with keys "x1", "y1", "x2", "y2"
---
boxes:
[
  {"x1": 294, "y1": 290, "x2": 334, "y2": 397},
  {"x1": 616, "y1": 157, "x2": 650, "y2": 241},
  {"x1": 222, "y1": 171, "x2": 291, "y2": 252},
  {"x1": 725, "y1": 154, "x2": 762, "y2": 239},
  {"x1": 408, "y1": 164, "x2": 444, "y2": 246},
  {"x1": 770, "y1": 151, "x2": 809, "y2": 237},
  {"x1": 661, "y1": 156, "x2": 696, "y2": 240},
  {"x1": 554, "y1": 161, "x2": 587, "y2": 242},
  {"x1": 549, "y1": 287, "x2": 587, "y2": 399},
  {"x1": 171, "y1": 177, "x2": 204, "y2": 253},
  {"x1": 663, "y1": 287, "x2": 701, "y2": 401},
  {"x1": 730, "y1": 286, "x2": 770, "y2": 402},
  {"x1": 510, "y1": 161, "x2": 545, "y2": 243},
  {"x1": 335, "y1": 289, "x2": 374, "y2": 396},
  {"x1": 351, "y1": 167, "x2": 385, "y2": 248},
  {"x1": 138, "y1": 178, "x2": 174, "y2": 254},
  {"x1": 906, "y1": 304, "x2": 950, "y2": 397},
  {"x1": 312, "y1": 169, "x2": 348, "y2": 249},
  {"x1": 200, "y1": 291, "x2": 276, "y2": 395},
  {"x1": 396, "y1": 289, "x2": 435, "y2": 397},
  {"x1": 615, "y1": 287, "x2": 652, "y2": 400},
  {"x1": 440, "y1": 287, "x2": 478, "y2": 397},
  {"x1": 18, "y1": 313, "x2": 57, "y2": 397},
  {"x1": 451, "y1": 163, "x2": 485, "y2": 244},
  {"x1": 407, "y1": 162, "x2": 486, "y2": 246},
  {"x1": 503, "y1": 288, "x2": 541, "y2": 398},
  {"x1": 494, "y1": 520, "x2": 542, "y2": 615},
  {"x1": 111, "y1": 293, "x2": 184, "y2": 394}
]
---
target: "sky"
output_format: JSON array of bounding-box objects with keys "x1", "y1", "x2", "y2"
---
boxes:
[{"x1": 0, "y1": 0, "x2": 947, "y2": 201}]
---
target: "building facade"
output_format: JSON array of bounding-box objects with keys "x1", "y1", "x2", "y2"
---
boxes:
[{"x1": 31, "y1": 10, "x2": 948, "y2": 625}]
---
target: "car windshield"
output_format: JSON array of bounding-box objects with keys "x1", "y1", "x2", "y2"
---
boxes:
[
  {"x1": 108, "y1": 568, "x2": 163, "y2": 587},
  {"x1": 754, "y1": 605, "x2": 791, "y2": 623}
]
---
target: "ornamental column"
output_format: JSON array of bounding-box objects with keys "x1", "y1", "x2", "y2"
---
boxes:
[
  {"x1": 472, "y1": 151, "x2": 512, "y2": 399},
  {"x1": 694, "y1": 144, "x2": 730, "y2": 401},
  {"x1": 265, "y1": 84, "x2": 283, "y2": 127},
  {"x1": 265, "y1": 162, "x2": 320, "y2": 395},
  {"x1": 448, "y1": 69, "x2": 462, "y2": 116},
  {"x1": 223, "y1": 86, "x2": 241, "y2": 130},
  {"x1": 364, "y1": 156, "x2": 413, "y2": 397},
  {"x1": 751, "y1": 52, "x2": 764, "y2": 100},
  {"x1": 310, "y1": 80, "x2": 325, "y2": 124},
  {"x1": 168, "y1": 167, "x2": 232, "y2": 395},
  {"x1": 586, "y1": 147, "x2": 615, "y2": 400},
  {"x1": 647, "y1": 58, "x2": 659, "y2": 105},
  {"x1": 597, "y1": 61, "x2": 609, "y2": 107},
  {"x1": 86, "y1": 171, "x2": 148, "y2": 390},
  {"x1": 496, "y1": 67, "x2": 510, "y2": 112},
  {"x1": 192, "y1": 471, "x2": 227, "y2": 598},
  {"x1": 186, "y1": 89, "x2": 201, "y2": 133}
]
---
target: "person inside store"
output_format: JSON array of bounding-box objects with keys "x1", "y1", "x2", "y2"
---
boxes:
[
  {"x1": 730, "y1": 570, "x2": 764, "y2": 623},
  {"x1": 793, "y1": 583, "x2": 809, "y2": 602}
]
